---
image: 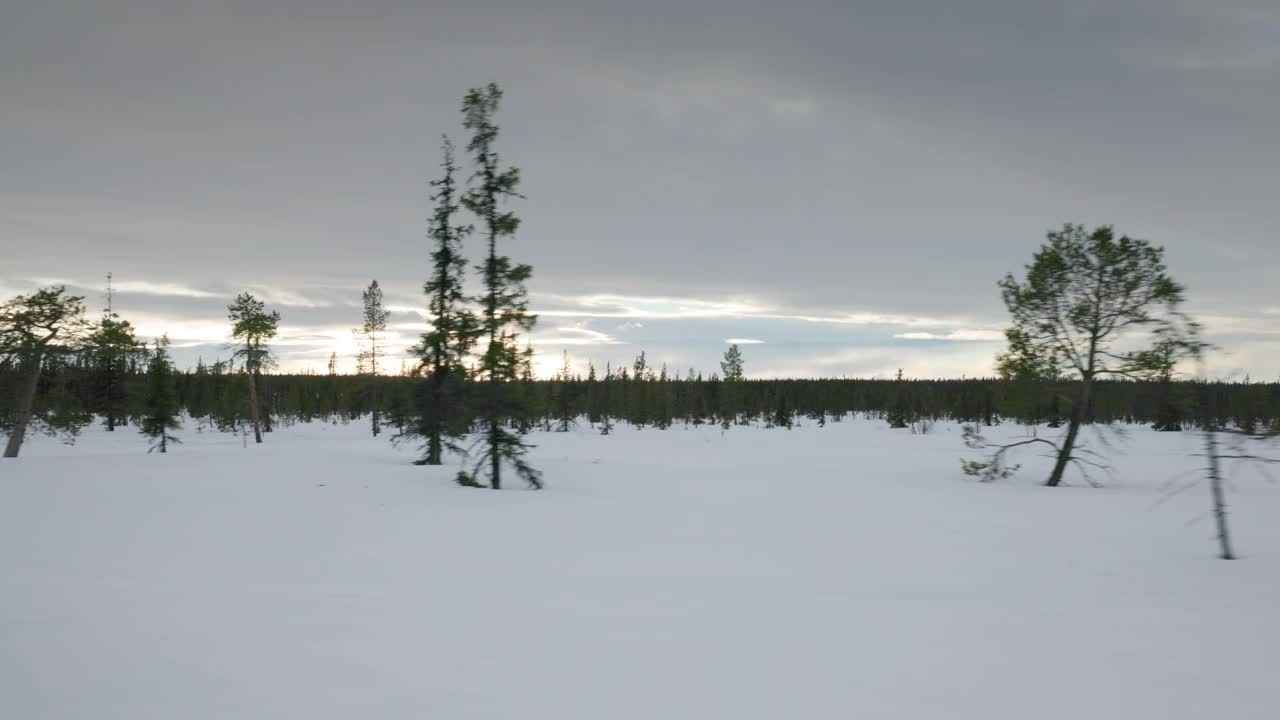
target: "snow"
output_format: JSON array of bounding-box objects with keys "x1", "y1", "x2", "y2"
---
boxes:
[{"x1": 3, "y1": 419, "x2": 1279, "y2": 719}]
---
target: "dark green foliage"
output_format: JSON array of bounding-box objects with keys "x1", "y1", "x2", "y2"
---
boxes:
[
  {"x1": 995, "y1": 223, "x2": 1203, "y2": 486},
  {"x1": 412, "y1": 135, "x2": 482, "y2": 465},
  {"x1": 86, "y1": 312, "x2": 146, "y2": 431},
  {"x1": 633, "y1": 351, "x2": 649, "y2": 381},
  {"x1": 768, "y1": 388, "x2": 794, "y2": 429},
  {"x1": 720, "y1": 344, "x2": 744, "y2": 382},
  {"x1": 1151, "y1": 382, "x2": 1187, "y2": 431},
  {"x1": 462, "y1": 82, "x2": 541, "y2": 490},
  {"x1": 886, "y1": 368, "x2": 911, "y2": 428},
  {"x1": 997, "y1": 225, "x2": 1199, "y2": 383},
  {"x1": 227, "y1": 292, "x2": 280, "y2": 444},
  {"x1": 1, "y1": 286, "x2": 92, "y2": 457},
  {"x1": 139, "y1": 335, "x2": 181, "y2": 453},
  {"x1": 227, "y1": 293, "x2": 280, "y2": 373},
  {"x1": 7, "y1": 361, "x2": 1280, "y2": 441},
  {"x1": 0, "y1": 286, "x2": 90, "y2": 361},
  {"x1": 552, "y1": 350, "x2": 576, "y2": 432}
]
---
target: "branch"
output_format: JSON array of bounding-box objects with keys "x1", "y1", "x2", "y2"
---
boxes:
[{"x1": 1067, "y1": 457, "x2": 1105, "y2": 488}]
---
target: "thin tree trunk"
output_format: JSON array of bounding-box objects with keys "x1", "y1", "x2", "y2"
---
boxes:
[
  {"x1": 425, "y1": 371, "x2": 444, "y2": 465},
  {"x1": 489, "y1": 413, "x2": 501, "y2": 490},
  {"x1": 1204, "y1": 427, "x2": 1235, "y2": 560},
  {"x1": 487, "y1": 220, "x2": 500, "y2": 490},
  {"x1": 258, "y1": 371, "x2": 273, "y2": 434},
  {"x1": 426, "y1": 430, "x2": 442, "y2": 465},
  {"x1": 105, "y1": 366, "x2": 116, "y2": 431},
  {"x1": 368, "y1": 336, "x2": 378, "y2": 436},
  {"x1": 247, "y1": 366, "x2": 263, "y2": 444},
  {"x1": 3, "y1": 353, "x2": 43, "y2": 458}
]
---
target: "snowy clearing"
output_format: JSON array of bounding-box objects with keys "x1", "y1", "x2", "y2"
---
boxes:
[{"x1": 3, "y1": 419, "x2": 1279, "y2": 719}]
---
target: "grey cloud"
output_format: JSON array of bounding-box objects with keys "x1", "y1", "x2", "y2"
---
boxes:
[{"x1": 2, "y1": 0, "x2": 1276, "y2": 375}]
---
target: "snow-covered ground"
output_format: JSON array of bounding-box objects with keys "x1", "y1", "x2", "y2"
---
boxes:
[{"x1": 3, "y1": 418, "x2": 1279, "y2": 719}]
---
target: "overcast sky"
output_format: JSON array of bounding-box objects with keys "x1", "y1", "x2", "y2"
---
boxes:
[{"x1": 2, "y1": 0, "x2": 1277, "y2": 378}]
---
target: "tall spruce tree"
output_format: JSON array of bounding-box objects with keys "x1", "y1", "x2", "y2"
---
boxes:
[
  {"x1": 1, "y1": 286, "x2": 90, "y2": 458},
  {"x1": 721, "y1": 344, "x2": 745, "y2": 382},
  {"x1": 87, "y1": 310, "x2": 144, "y2": 431},
  {"x1": 719, "y1": 343, "x2": 746, "y2": 427},
  {"x1": 462, "y1": 82, "x2": 541, "y2": 490},
  {"x1": 227, "y1": 292, "x2": 279, "y2": 444},
  {"x1": 139, "y1": 334, "x2": 181, "y2": 453},
  {"x1": 354, "y1": 279, "x2": 390, "y2": 436},
  {"x1": 415, "y1": 134, "x2": 481, "y2": 465}
]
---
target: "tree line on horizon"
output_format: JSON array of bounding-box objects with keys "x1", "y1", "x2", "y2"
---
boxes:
[{"x1": 3, "y1": 350, "x2": 1278, "y2": 441}]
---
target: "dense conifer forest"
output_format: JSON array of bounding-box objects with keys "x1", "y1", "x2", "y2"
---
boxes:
[{"x1": 2, "y1": 359, "x2": 1277, "y2": 441}]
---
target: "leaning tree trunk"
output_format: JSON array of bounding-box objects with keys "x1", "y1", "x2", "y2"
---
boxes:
[
  {"x1": 1046, "y1": 379, "x2": 1092, "y2": 487},
  {"x1": 3, "y1": 353, "x2": 43, "y2": 458}
]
